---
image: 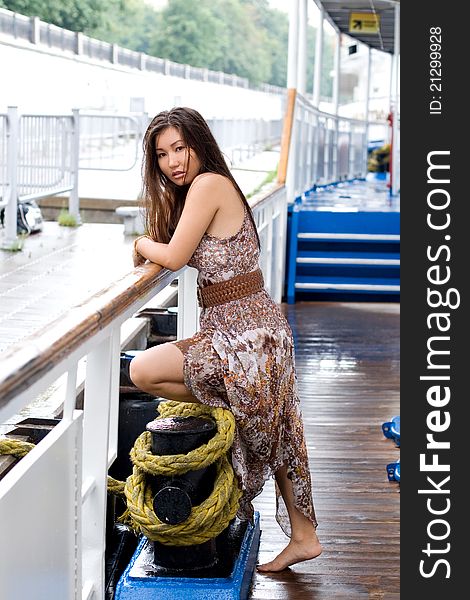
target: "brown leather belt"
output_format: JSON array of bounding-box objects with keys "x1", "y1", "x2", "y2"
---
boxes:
[{"x1": 197, "y1": 268, "x2": 264, "y2": 309}]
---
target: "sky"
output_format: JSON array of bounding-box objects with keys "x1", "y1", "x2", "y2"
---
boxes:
[
  {"x1": 267, "y1": 0, "x2": 288, "y2": 12},
  {"x1": 146, "y1": 0, "x2": 290, "y2": 16},
  {"x1": 144, "y1": 1, "x2": 320, "y2": 28}
]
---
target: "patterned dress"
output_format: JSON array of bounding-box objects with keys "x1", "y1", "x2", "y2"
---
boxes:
[{"x1": 174, "y1": 200, "x2": 317, "y2": 536}]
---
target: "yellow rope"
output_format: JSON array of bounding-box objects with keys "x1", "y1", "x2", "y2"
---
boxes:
[
  {"x1": 107, "y1": 476, "x2": 126, "y2": 496},
  {"x1": 130, "y1": 402, "x2": 235, "y2": 476},
  {"x1": 0, "y1": 400, "x2": 241, "y2": 547},
  {"x1": 123, "y1": 400, "x2": 241, "y2": 545},
  {"x1": 0, "y1": 438, "x2": 35, "y2": 458}
]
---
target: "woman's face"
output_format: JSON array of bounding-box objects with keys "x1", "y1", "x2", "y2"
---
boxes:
[{"x1": 155, "y1": 126, "x2": 202, "y2": 186}]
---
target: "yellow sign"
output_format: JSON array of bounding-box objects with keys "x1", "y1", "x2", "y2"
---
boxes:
[{"x1": 349, "y1": 12, "x2": 381, "y2": 34}]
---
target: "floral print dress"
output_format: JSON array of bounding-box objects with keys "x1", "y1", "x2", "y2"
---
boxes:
[{"x1": 174, "y1": 201, "x2": 317, "y2": 536}]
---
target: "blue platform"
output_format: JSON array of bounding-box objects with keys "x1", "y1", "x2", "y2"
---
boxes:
[
  {"x1": 115, "y1": 512, "x2": 261, "y2": 600},
  {"x1": 285, "y1": 180, "x2": 400, "y2": 303}
]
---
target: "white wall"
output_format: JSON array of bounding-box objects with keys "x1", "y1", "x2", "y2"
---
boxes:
[{"x1": 0, "y1": 40, "x2": 284, "y2": 120}]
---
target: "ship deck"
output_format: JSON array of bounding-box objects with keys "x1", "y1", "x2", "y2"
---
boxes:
[{"x1": 252, "y1": 300, "x2": 400, "y2": 599}]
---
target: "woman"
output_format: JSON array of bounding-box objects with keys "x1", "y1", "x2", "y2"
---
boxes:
[{"x1": 130, "y1": 106, "x2": 322, "y2": 572}]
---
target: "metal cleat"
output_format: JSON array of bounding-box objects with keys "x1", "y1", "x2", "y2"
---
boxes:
[
  {"x1": 386, "y1": 458, "x2": 400, "y2": 482},
  {"x1": 382, "y1": 415, "x2": 400, "y2": 446}
]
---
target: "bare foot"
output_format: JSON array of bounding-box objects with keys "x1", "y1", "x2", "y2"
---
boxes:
[{"x1": 256, "y1": 537, "x2": 323, "y2": 572}]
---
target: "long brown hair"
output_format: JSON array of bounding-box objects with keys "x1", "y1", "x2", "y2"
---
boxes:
[{"x1": 141, "y1": 106, "x2": 260, "y2": 246}]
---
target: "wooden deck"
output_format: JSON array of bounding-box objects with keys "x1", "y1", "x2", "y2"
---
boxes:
[{"x1": 252, "y1": 301, "x2": 400, "y2": 599}]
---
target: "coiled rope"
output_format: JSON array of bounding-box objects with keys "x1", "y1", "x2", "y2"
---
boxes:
[
  {"x1": 0, "y1": 438, "x2": 35, "y2": 458},
  {"x1": 122, "y1": 401, "x2": 242, "y2": 545},
  {"x1": 0, "y1": 400, "x2": 241, "y2": 547}
]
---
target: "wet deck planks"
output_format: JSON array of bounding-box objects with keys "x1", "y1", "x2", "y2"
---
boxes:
[
  {"x1": 0, "y1": 222, "x2": 135, "y2": 354},
  {"x1": 251, "y1": 301, "x2": 400, "y2": 599}
]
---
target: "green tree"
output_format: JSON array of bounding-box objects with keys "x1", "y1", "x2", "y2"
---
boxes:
[
  {"x1": 149, "y1": 0, "x2": 224, "y2": 69},
  {"x1": 209, "y1": 0, "x2": 271, "y2": 85},
  {"x1": 89, "y1": 0, "x2": 159, "y2": 54},
  {"x1": 1, "y1": 0, "x2": 117, "y2": 32},
  {"x1": 148, "y1": 0, "x2": 274, "y2": 86},
  {"x1": 1, "y1": 0, "x2": 333, "y2": 92}
]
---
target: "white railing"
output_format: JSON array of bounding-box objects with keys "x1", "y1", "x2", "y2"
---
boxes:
[
  {"x1": 0, "y1": 183, "x2": 286, "y2": 600},
  {"x1": 16, "y1": 112, "x2": 76, "y2": 200},
  {"x1": 0, "y1": 106, "x2": 283, "y2": 248},
  {"x1": 0, "y1": 113, "x2": 7, "y2": 212},
  {"x1": 207, "y1": 117, "x2": 283, "y2": 165},
  {"x1": 287, "y1": 93, "x2": 370, "y2": 202},
  {"x1": 0, "y1": 107, "x2": 143, "y2": 247},
  {"x1": 0, "y1": 7, "x2": 284, "y2": 96},
  {"x1": 77, "y1": 113, "x2": 142, "y2": 172}
]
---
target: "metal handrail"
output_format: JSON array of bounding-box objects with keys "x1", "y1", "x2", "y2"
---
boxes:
[{"x1": 0, "y1": 263, "x2": 172, "y2": 412}]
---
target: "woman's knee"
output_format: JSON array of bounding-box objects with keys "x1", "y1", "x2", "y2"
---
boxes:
[
  {"x1": 129, "y1": 343, "x2": 184, "y2": 391},
  {"x1": 129, "y1": 352, "x2": 156, "y2": 390}
]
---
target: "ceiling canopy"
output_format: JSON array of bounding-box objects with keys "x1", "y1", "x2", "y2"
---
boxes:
[{"x1": 317, "y1": 0, "x2": 399, "y2": 54}]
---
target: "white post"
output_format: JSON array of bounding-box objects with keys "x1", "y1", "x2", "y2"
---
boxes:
[
  {"x1": 286, "y1": 106, "x2": 298, "y2": 203},
  {"x1": 332, "y1": 31, "x2": 341, "y2": 114},
  {"x1": 287, "y1": 0, "x2": 299, "y2": 89},
  {"x1": 312, "y1": 7, "x2": 324, "y2": 184},
  {"x1": 391, "y1": 4, "x2": 400, "y2": 196},
  {"x1": 364, "y1": 46, "x2": 372, "y2": 175},
  {"x1": 81, "y1": 332, "x2": 118, "y2": 599},
  {"x1": 69, "y1": 108, "x2": 82, "y2": 224},
  {"x1": 2, "y1": 106, "x2": 19, "y2": 250},
  {"x1": 332, "y1": 30, "x2": 341, "y2": 181},
  {"x1": 30, "y1": 16, "x2": 40, "y2": 44},
  {"x1": 177, "y1": 268, "x2": 199, "y2": 340},
  {"x1": 286, "y1": 0, "x2": 299, "y2": 203},
  {"x1": 275, "y1": 191, "x2": 288, "y2": 304},
  {"x1": 312, "y1": 7, "x2": 324, "y2": 107},
  {"x1": 297, "y1": 0, "x2": 307, "y2": 96}
]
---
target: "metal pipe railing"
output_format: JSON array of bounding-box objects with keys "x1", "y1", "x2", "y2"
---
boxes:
[
  {"x1": 0, "y1": 107, "x2": 284, "y2": 248},
  {"x1": 289, "y1": 93, "x2": 371, "y2": 202}
]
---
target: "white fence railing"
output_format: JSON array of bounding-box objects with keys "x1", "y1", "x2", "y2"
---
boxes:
[
  {"x1": 287, "y1": 93, "x2": 370, "y2": 202},
  {"x1": 0, "y1": 7, "x2": 284, "y2": 96},
  {"x1": 0, "y1": 113, "x2": 7, "y2": 210},
  {"x1": 0, "y1": 183, "x2": 286, "y2": 600},
  {"x1": 208, "y1": 117, "x2": 283, "y2": 165},
  {"x1": 0, "y1": 107, "x2": 282, "y2": 249}
]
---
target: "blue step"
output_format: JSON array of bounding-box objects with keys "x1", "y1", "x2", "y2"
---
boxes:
[
  {"x1": 298, "y1": 232, "x2": 399, "y2": 242},
  {"x1": 294, "y1": 275, "x2": 400, "y2": 293},
  {"x1": 296, "y1": 250, "x2": 400, "y2": 264},
  {"x1": 286, "y1": 205, "x2": 400, "y2": 303},
  {"x1": 297, "y1": 210, "x2": 400, "y2": 235}
]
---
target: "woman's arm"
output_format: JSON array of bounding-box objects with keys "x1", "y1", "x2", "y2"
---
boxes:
[{"x1": 135, "y1": 174, "x2": 226, "y2": 271}]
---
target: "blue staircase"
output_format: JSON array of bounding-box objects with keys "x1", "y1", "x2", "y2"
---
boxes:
[{"x1": 286, "y1": 199, "x2": 400, "y2": 303}]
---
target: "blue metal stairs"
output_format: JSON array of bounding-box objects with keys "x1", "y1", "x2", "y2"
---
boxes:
[{"x1": 286, "y1": 199, "x2": 400, "y2": 303}]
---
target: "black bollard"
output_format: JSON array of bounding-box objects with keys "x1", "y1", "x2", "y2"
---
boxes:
[{"x1": 146, "y1": 415, "x2": 219, "y2": 571}]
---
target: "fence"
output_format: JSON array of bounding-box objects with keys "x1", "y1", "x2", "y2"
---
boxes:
[
  {"x1": 287, "y1": 93, "x2": 370, "y2": 202},
  {"x1": 0, "y1": 182, "x2": 286, "y2": 600},
  {"x1": 0, "y1": 7, "x2": 284, "y2": 96},
  {"x1": 0, "y1": 107, "x2": 142, "y2": 248},
  {"x1": 0, "y1": 105, "x2": 285, "y2": 248}
]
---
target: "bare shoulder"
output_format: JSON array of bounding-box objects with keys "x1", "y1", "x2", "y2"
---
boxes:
[
  {"x1": 186, "y1": 173, "x2": 239, "y2": 213},
  {"x1": 189, "y1": 172, "x2": 234, "y2": 195}
]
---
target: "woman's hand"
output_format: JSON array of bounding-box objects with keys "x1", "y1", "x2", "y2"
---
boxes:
[{"x1": 133, "y1": 235, "x2": 150, "y2": 267}]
